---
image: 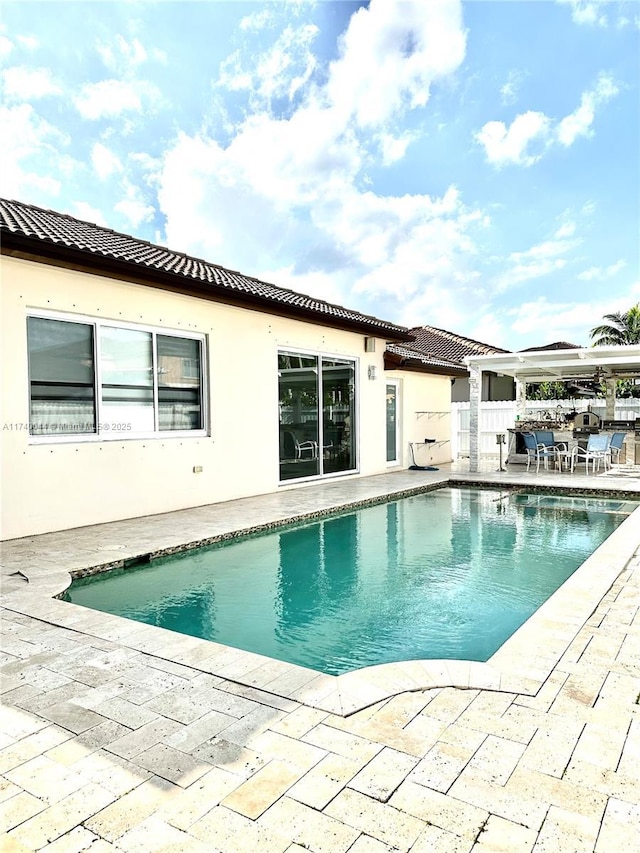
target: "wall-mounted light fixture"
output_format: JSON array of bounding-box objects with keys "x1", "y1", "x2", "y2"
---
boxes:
[
  {"x1": 364, "y1": 337, "x2": 376, "y2": 353},
  {"x1": 368, "y1": 365, "x2": 376, "y2": 380}
]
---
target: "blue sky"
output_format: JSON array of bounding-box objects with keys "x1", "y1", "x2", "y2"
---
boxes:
[{"x1": 2, "y1": 0, "x2": 638, "y2": 350}]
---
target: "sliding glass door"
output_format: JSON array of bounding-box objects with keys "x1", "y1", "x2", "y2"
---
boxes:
[
  {"x1": 321, "y1": 358, "x2": 356, "y2": 474},
  {"x1": 278, "y1": 354, "x2": 320, "y2": 480},
  {"x1": 278, "y1": 351, "x2": 356, "y2": 481}
]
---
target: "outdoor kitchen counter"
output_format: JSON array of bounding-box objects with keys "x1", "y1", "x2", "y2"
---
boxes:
[{"x1": 506, "y1": 426, "x2": 638, "y2": 465}]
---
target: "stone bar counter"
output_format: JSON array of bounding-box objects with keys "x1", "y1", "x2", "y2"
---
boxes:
[{"x1": 506, "y1": 419, "x2": 639, "y2": 466}]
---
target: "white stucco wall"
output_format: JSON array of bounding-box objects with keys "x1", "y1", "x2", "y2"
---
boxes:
[
  {"x1": 384, "y1": 369, "x2": 455, "y2": 468},
  {"x1": 2, "y1": 256, "x2": 400, "y2": 539}
]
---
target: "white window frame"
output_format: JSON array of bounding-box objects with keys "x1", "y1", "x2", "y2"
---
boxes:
[{"x1": 27, "y1": 309, "x2": 208, "y2": 443}]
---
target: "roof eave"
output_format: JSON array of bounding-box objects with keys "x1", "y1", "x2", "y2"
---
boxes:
[
  {"x1": 384, "y1": 350, "x2": 468, "y2": 376},
  {"x1": 1, "y1": 233, "x2": 410, "y2": 342}
]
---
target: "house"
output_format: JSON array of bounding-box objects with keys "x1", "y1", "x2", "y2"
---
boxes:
[
  {"x1": 405, "y1": 325, "x2": 516, "y2": 402},
  {"x1": 1, "y1": 199, "x2": 462, "y2": 540}
]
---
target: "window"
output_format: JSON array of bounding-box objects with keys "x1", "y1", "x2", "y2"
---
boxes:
[
  {"x1": 278, "y1": 350, "x2": 356, "y2": 481},
  {"x1": 27, "y1": 313, "x2": 205, "y2": 438},
  {"x1": 100, "y1": 326, "x2": 155, "y2": 434},
  {"x1": 28, "y1": 317, "x2": 96, "y2": 436}
]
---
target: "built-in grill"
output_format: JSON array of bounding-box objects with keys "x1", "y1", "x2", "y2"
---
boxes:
[
  {"x1": 601, "y1": 418, "x2": 640, "y2": 436},
  {"x1": 600, "y1": 417, "x2": 640, "y2": 465}
]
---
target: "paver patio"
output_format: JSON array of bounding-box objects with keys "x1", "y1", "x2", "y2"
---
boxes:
[{"x1": 1, "y1": 463, "x2": 639, "y2": 852}]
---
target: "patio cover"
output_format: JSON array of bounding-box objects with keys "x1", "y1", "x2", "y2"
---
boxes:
[{"x1": 464, "y1": 344, "x2": 640, "y2": 471}]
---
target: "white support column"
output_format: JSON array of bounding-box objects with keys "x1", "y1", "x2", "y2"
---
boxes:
[
  {"x1": 515, "y1": 377, "x2": 527, "y2": 420},
  {"x1": 605, "y1": 378, "x2": 616, "y2": 420},
  {"x1": 469, "y1": 364, "x2": 481, "y2": 472}
]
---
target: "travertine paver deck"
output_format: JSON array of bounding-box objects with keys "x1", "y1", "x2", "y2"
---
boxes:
[{"x1": 1, "y1": 463, "x2": 639, "y2": 851}]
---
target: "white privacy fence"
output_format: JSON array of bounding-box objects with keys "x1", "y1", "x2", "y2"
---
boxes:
[{"x1": 451, "y1": 399, "x2": 640, "y2": 458}]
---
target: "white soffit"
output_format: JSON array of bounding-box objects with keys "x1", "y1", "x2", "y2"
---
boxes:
[{"x1": 465, "y1": 345, "x2": 640, "y2": 383}]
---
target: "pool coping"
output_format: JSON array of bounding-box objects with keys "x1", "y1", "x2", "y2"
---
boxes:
[{"x1": 3, "y1": 476, "x2": 640, "y2": 716}]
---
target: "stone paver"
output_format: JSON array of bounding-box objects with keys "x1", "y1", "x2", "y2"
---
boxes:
[
  {"x1": 472, "y1": 814, "x2": 537, "y2": 852},
  {"x1": 221, "y1": 759, "x2": 302, "y2": 819},
  {"x1": 347, "y1": 746, "x2": 419, "y2": 802},
  {"x1": 1, "y1": 466, "x2": 639, "y2": 852},
  {"x1": 8, "y1": 783, "x2": 117, "y2": 849},
  {"x1": 128, "y1": 743, "x2": 210, "y2": 787},
  {"x1": 532, "y1": 804, "x2": 601, "y2": 852},
  {"x1": 325, "y1": 787, "x2": 426, "y2": 850},
  {"x1": 259, "y1": 796, "x2": 359, "y2": 853},
  {"x1": 191, "y1": 804, "x2": 290, "y2": 852},
  {"x1": 390, "y1": 779, "x2": 488, "y2": 841},
  {"x1": 594, "y1": 796, "x2": 640, "y2": 852},
  {"x1": 156, "y1": 766, "x2": 241, "y2": 831},
  {"x1": 83, "y1": 777, "x2": 176, "y2": 843},
  {"x1": 286, "y1": 752, "x2": 363, "y2": 810}
]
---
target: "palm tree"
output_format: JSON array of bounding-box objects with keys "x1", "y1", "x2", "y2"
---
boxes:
[{"x1": 590, "y1": 303, "x2": 640, "y2": 346}]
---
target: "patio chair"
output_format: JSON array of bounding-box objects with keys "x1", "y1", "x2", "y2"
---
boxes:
[
  {"x1": 281, "y1": 430, "x2": 318, "y2": 461},
  {"x1": 534, "y1": 430, "x2": 568, "y2": 454},
  {"x1": 607, "y1": 432, "x2": 626, "y2": 466},
  {"x1": 522, "y1": 432, "x2": 557, "y2": 473},
  {"x1": 570, "y1": 433, "x2": 611, "y2": 474}
]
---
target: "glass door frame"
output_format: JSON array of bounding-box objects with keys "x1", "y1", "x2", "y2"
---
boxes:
[
  {"x1": 277, "y1": 348, "x2": 359, "y2": 483},
  {"x1": 386, "y1": 379, "x2": 401, "y2": 466}
]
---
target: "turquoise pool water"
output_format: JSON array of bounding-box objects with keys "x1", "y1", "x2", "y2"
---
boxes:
[{"x1": 64, "y1": 488, "x2": 637, "y2": 675}]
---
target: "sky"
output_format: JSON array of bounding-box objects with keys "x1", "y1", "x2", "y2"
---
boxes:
[{"x1": 2, "y1": 0, "x2": 639, "y2": 351}]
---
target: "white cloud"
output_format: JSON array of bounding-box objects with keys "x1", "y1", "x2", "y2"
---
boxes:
[
  {"x1": 0, "y1": 35, "x2": 13, "y2": 58},
  {"x1": 257, "y1": 264, "x2": 347, "y2": 308},
  {"x1": 260, "y1": 24, "x2": 318, "y2": 101},
  {"x1": 158, "y1": 1, "x2": 478, "y2": 320},
  {"x1": 115, "y1": 183, "x2": 154, "y2": 228},
  {"x1": 503, "y1": 257, "x2": 569, "y2": 289},
  {"x1": 577, "y1": 259, "x2": 627, "y2": 280},
  {"x1": 2, "y1": 66, "x2": 61, "y2": 101},
  {"x1": 475, "y1": 111, "x2": 550, "y2": 167},
  {"x1": 16, "y1": 35, "x2": 38, "y2": 50},
  {"x1": 469, "y1": 314, "x2": 506, "y2": 348},
  {"x1": 0, "y1": 103, "x2": 66, "y2": 199},
  {"x1": 71, "y1": 202, "x2": 107, "y2": 226},
  {"x1": 507, "y1": 290, "x2": 640, "y2": 345},
  {"x1": 510, "y1": 238, "x2": 578, "y2": 263},
  {"x1": 97, "y1": 35, "x2": 154, "y2": 72},
  {"x1": 325, "y1": 0, "x2": 466, "y2": 128},
  {"x1": 154, "y1": 0, "x2": 508, "y2": 342},
  {"x1": 500, "y1": 69, "x2": 525, "y2": 105},
  {"x1": 91, "y1": 142, "x2": 123, "y2": 180},
  {"x1": 74, "y1": 79, "x2": 160, "y2": 120},
  {"x1": 239, "y1": 9, "x2": 274, "y2": 31},
  {"x1": 477, "y1": 73, "x2": 619, "y2": 167},
  {"x1": 557, "y1": 0, "x2": 608, "y2": 27},
  {"x1": 554, "y1": 221, "x2": 576, "y2": 239},
  {"x1": 496, "y1": 230, "x2": 581, "y2": 291},
  {"x1": 219, "y1": 23, "x2": 319, "y2": 105},
  {"x1": 377, "y1": 130, "x2": 416, "y2": 166},
  {"x1": 559, "y1": 2, "x2": 638, "y2": 31},
  {"x1": 509, "y1": 298, "x2": 595, "y2": 342},
  {"x1": 556, "y1": 73, "x2": 618, "y2": 146},
  {"x1": 217, "y1": 51, "x2": 253, "y2": 93}
]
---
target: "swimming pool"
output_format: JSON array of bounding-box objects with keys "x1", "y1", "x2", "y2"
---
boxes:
[{"x1": 64, "y1": 488, "x2": 637, "y2": 675}]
